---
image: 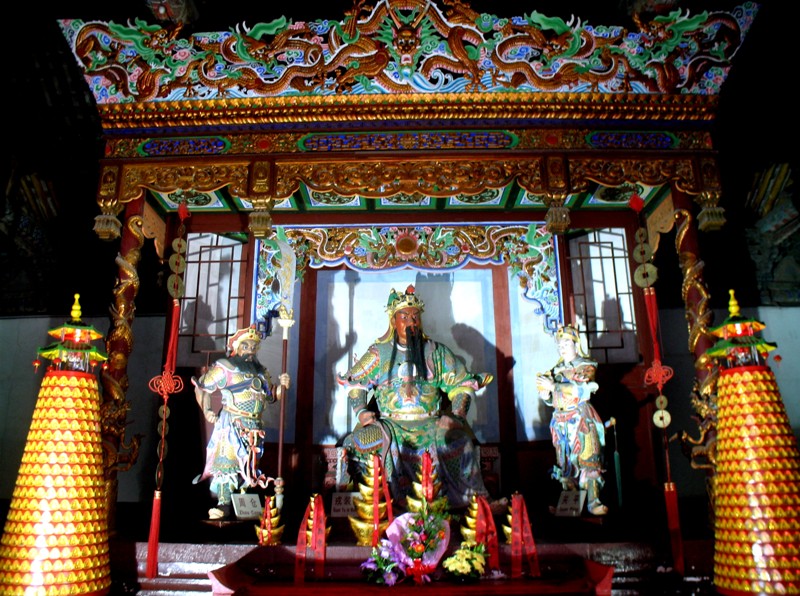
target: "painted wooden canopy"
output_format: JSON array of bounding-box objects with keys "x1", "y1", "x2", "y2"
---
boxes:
[{"x1": 58, "y1": 0, "x2": 758, "y2": 242}]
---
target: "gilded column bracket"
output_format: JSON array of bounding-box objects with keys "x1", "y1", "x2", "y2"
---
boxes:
[
  {"x1": 94, "y1": 165, "x2": 125, "y2": 241},
  {"x1": 542, "y1": 155, "x2": 571, "y2": 234},
  {"x1": 246, "y1": 161, "x2": 275, "y2": 239},
  {"x1": 543, "y1": 194, "x2": 571, "y2": 235},
  {"x1": 248, "y1": 197, "x2": 275, "y2": 239},
  {"x1": 694, "y1": 191, "x2": 725, "y2": 232}
]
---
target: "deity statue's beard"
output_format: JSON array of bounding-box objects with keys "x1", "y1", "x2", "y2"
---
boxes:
[
  {"x1": 228, "y1": 354, "x2": 265, "y2": 376},
  {"x1": 404, "y1": 326, "x2": 426, "y2": 381}
]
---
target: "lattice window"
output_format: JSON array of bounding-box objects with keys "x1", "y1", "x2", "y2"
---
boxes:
[
  {"x1": 568, "y1": 228, "x2": 638, "y2": 364},
  {"x1": 176, "y1": 232, "x2": 248, "y2": 368}
]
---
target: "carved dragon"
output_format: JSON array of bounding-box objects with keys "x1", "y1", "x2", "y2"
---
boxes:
[{"x1": 60, "y1": 0, "x2": 754, "y2": 101}]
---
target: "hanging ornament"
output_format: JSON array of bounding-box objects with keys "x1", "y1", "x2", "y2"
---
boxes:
[
  {"x1": 145, "y1": 200, "x2": 190, "y2": 579},
  {"x1": 631, "y1": 222, "x2": 682, "y2": 574},
  {"x1": 633, "y1": 227, "x2": 658, "y2": 288}
]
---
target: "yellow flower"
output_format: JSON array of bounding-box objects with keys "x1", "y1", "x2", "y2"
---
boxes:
[
  {"x1": 473, "y1": 556, "x2": 485, "y2": 574},
  {"x1": 443, "y1": 542, "x2": 487, "y2": 578}
]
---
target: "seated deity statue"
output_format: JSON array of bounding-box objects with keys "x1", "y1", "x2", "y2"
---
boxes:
[{"x1": 339, "y1": 285, "x2": 505, "y2": 513}]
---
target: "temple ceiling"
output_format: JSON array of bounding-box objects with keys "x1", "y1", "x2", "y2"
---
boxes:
[{"x1": 4, "y1": 0, "x2": 793, "y2": 315}]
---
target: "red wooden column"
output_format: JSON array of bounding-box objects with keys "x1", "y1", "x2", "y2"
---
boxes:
[
  {"x1": 491, "y1": 264, "x2": 516, "y2": 496},
  {"x1": 100, "y1": 194, "x2": 146, "y2": 529}
]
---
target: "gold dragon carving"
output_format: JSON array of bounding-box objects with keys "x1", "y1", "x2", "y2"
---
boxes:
[
  {"x1": 273, "y1": 159, "x2": 544, "y2": 199},
  {"x1": 101, "y1": 214, "x2": 145, "y2": 528},
  {"x1": 672, "y1": 208, "x2": 719, "y2": 514}
]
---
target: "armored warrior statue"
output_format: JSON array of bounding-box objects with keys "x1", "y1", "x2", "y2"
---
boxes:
[
  {"x1": 193, "y1": 325, "x2": 290, "y2": 519},
  {"x1": 537, "y1": 324, "x2": 607, "y2": 516}
]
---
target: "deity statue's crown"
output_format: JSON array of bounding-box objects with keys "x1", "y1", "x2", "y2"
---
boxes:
[
  {"x1": 555, "y1": 324, "x2": 581, "y2": 344},
  {"x1": 386, "y1": 285, "x2": 425, "y2": 317},
  {"x1": 228, "y1": 324, "x2": 262, "y2": 354}
]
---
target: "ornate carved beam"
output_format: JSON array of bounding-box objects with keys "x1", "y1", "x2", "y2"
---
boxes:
[{"x1": 92, "y1": 153, "x2": 722, "y2": 239}]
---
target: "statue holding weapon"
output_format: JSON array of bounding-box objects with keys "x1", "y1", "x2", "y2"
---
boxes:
[{"x1": 192, "y1": 325, "x2": 290, "y2": 520}]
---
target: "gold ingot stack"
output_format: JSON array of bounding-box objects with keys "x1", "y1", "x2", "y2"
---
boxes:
[
  {"x1": 306, "y1": 494, "x2": 331, "y2": 546},
  {"x1": 349, "y1": 456, "x2": 390, "y2": 546},
  {"x1": 254, "y1": 496, "x2": 285, "y2": 546},
  {"x1": 502, "y1": 502, "x2": 516, "y2": 544},
  {"x1": 713, "y1": 366, "x2": 800, "y2": 595},
  {"x1": 0, "y1": 371, "x2": 111, "y2": 595},
  {"x1": 406, "y1": 458, "x2": 446, "y2": 514},
  {"x1": 461, "y1": 494, "x2": 483, "y2": 543}
]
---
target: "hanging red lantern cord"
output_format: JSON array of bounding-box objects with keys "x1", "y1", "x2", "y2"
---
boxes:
[
  {"x1": 643, "y1": 286, "x2": 684, "y2": 576},
  {"x1": 643, "y1": 287, "x2": 674, "y2": 393},
  {"x1": 145, "y1": 201, "x2": 190, "y2": 578}
]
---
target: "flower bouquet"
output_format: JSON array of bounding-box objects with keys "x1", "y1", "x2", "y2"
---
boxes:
[
  {"x1": 442, "y1": 541, "x2": 487, "y2": 582},
  {"x1": 361, "y1": 500, "x2": 451, "y2": 585}
]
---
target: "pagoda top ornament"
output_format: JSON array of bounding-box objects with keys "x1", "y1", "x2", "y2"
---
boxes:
[
  {"x1": 705, "y1": 289, "x2": 777, "y2": 368},
  {"x1": 34, "y1": 293, "x2": 108, "y2": 373}
]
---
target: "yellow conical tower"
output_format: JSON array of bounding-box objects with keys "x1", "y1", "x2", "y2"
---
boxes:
[
  {"x1": 709, "y1": 290, "x2": 800, "y2": 595},
  {"x1": 0, "y1": 295, "x2": 111, "y2": 595}
]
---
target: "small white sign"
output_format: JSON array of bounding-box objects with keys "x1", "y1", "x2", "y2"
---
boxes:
[
  {"x1": 231, "y1": 493, "x2": 263, "y2": 520},
  {"x1": 330, "y1": 492, "x2": 359, "y2": 517},
  {"x1": 555, "y1": 489, "x2": 586, "y2": 517}
]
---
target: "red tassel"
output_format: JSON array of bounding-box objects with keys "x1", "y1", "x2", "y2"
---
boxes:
[
  {"x1": 510, "y1": 493, "x2": 540, "y2": 578},
  {"x1": 475, "y1": 496, "x2": 500, "y2": 572},
  {"x1": 664, "y1": 482, "x2": 685, "y2": 575},
  {"x1": 628, "y1": 193, "x2": 644, "y2": 213},
  {"x1": 177, "y1": 200, "x2": 190, "y2": 222},
  {"x1": 643, "y1": 288, "x2": 674, "y2": 392},
  {"x1": 311, "y1": 495, "x2": 327, "y2": 580},
  {"x1": 422, "y1": 451, "x2": 433, "y2": 503},
  {"x1": 145, "y1": 490, "x2": 162, "y2": 578},
  {"x1": 379, "y1": 456, "x2": 393, "y2": 524},
  {"x1": 145, "y1": 299, "x2": 183, "y2": 578},
  {"x1": 295, "y1": 501, "x2": 312, "y2": 583},
  {"x1": 643, "y1": 288, "x2": 661, "y2": 361},
  {"x1": 372, "y1": 454, "x2": 381, "y2": 547}
]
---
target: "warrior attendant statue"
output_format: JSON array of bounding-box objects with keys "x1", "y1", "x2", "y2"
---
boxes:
[
  {"x1": 537, "y1": 324, "x2": 608, "y2": 516},
  {"x1": 340, "y1": 285, "x2": 504, "y2": 511},
  {"x1": 193, "y1": 325, "x2": 290, "y2": 520}
]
